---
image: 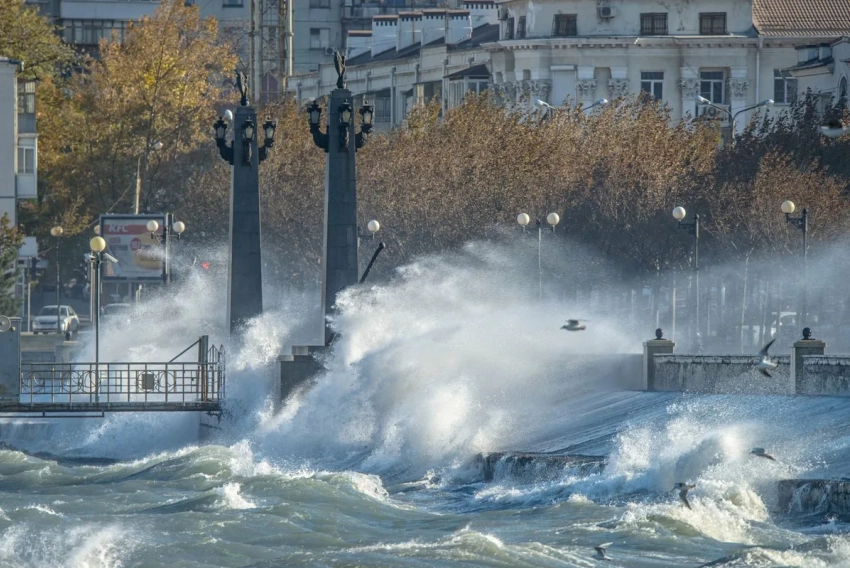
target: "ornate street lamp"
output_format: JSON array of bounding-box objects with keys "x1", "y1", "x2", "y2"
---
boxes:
[
  {"x1": 147, "y1": 215, "x2": 186, "y2": 284},
  {"x1": 358, "y1": 219, "x2": 385, "y2": 284},
  {"x1": 781, "y1": 200, "x2": 808, "y2": 326},
  {"x1": 308, "y1": 99, "x2": 374, "y2": 153},
  {"x1": 673, "y1": 206, "x2": 701, "y2": 351},
  {"x1": 517, "y1": 212, "x2": 560, "y2": 301}
]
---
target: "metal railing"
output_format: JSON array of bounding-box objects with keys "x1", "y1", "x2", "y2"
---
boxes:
[{"x1": 16, "y1": 341, "x2": 226, "y2": 411}]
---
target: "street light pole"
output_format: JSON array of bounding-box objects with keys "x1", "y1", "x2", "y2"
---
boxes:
[
  {"x1": 673, "y1": 207, "x2": 700, "y2": 351},
  {"x1": 781, "y1": 200, "x2": 808, "y2": 326},
  {"x1": 134, "y1": 141, "x2": 163, "y2": 215},
  {"x1": 50, "y1": 226, "x2": 63, "y2": 337},
  {"x1": 517, "y1": 212, "x2": 560, "y2": 301},
  {"x1": 536, "y1": 98, "x2": 608, "y2": 117},
  {"x1": 90, "y1": 236, "x2": 107, "y2": 402},
  {"x1": 147, "y1": 215, "x2": 186, "y2": 284},
  {"x1": 695, "y1": 96, "x2": 773, "y2": 134}
]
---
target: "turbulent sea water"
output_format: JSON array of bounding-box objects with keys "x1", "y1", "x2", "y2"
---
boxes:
[{"x1": 2, "y1": 242, "x2": 850, "y2": 567}]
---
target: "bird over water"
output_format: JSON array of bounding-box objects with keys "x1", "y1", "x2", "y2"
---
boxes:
[
  {"x1": 755, "y1": 338, "x2": 779, "y2": 377},
  {"x1": 561, "y1": 319, "x2": 587, "y2": 331}
]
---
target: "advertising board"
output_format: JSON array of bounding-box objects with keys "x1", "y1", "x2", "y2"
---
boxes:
[{"x1": 99, "y1": 215, "x2": 165, "y2": 281}]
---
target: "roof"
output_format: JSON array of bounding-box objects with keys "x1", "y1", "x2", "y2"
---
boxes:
[
  {"x1": 445, "y1": 63, "x2": 490, "y2": 79},
  {"x1": 753, "y1": 0, "x2": 850, "y2": 37},
  {"x1": 346, "y1": 23, "x2": 496, "y2": 66}
]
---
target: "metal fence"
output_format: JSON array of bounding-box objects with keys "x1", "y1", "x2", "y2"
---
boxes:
[{"x1": 17, "y1": 343, "x2": 226, "y2": 410}]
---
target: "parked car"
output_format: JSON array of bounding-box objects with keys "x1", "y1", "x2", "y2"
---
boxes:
[
  {"x1": 32, "y1": 305, "x2": 80, "y2": 337},
  {"x1": 100, "y1": 303, "x2": 133, "y2": 325}
]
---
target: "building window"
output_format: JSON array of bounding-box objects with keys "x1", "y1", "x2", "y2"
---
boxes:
[
  {"x1": 504, "y1": 18, "x2": 514, "y2": 40},
  {"x1": 640, "y1": 72, "x2": 663, "y2": 99},
  {"x1": 699, "y1": 13, "x2": 727, "y2": 35},
  {"x1": 309, "y1": 0, "x2": 329, "y2": 7},
  {"x1": 640, "y1": 13, "x2": 667, "y2": 35},
  {"x1": 222, "y1": 0, "x2": 243, "y2": 6},
  {"x1": 699, "y1": 70, "x2": 725, "y2": 104},
  {"x1": 309, "y1": 28, "x2": 330, "y2": 49},
  {"x1": 17, "y1": 147, "x2": 34, "y2": 175},
  {"x1": 516, "y1": 16, "x2": 526, "y2": 39},
  {"x1": 552, "y1": 14, "x2": 577, "y2": 37},
  {"x1": 17, "y1": 81, "x2": 35, "y2": 115},
  {"x1": 63, "y1": 19, "x2": 128, "y2": 45},
  {"x1": 773, "y1": 69, "x2": 797, "y2": 104}
]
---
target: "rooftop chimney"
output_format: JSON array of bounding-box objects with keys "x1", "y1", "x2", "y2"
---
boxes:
[{"x1": 372, "y1": 15, "x2": 398, "y2": 56}]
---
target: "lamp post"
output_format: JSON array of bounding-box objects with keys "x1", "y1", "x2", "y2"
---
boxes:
[
  {"x1": 50, "y1": 226, "x2": 64, "y2": 338},
  {"x1": 146, "y1": 215, "x2": 186, "y2": 284},
  {"x1": 695, "y1": 96, "x2": 774, "y2": 135},
  {"x1": 358, "y1": 219, "x2": 385, "y2": 284},
  {"x1": 213, "y1": 71, "x2": 276, "y2": 335},
  {"x1": 90, "y1": 236, "x2": 106, "y2": 401},
  {"x1": 781, "y1": 200, "x2": 808, "y2": 326},
  {"x1": 820, "y1": 120, "x2": 849, "y2": 139},
  {"x1": 134, "y1": 141, "x2": 163, "y2": 214},
  {"x1": 517, "y1": 212, "x2": 560, "y2": 301},
  {"x1": 672, "y1": 206, "x2": 700, "y2": 351},
  {"x1": 535, "y1": 98, "x2": 608, "y2": 117},
  {"x1": 307, "y1": 53, "x2": 376, "y2": 345}
]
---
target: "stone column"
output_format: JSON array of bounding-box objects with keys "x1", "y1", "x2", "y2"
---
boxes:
[
  {"x1": 321, "y1": 88, "x2": 360, "y2": 345},
  {"x1": 792, "y1": 334, "x2": 826, "y2": 394},
  {"x1": 679, "y1": 67, "x2": 699, "y2": 120},
  {"x1": 608, "y1": 66, "x2": 629, "y2": 99},
  {"x1": 643, "y1": 334, "x2": 675, "y2": 390},
  {"x1": 728, "y1": 68, "x2": 749, "y2": 134},
  {"x1": 227, "y1": 105, "x2": 263, "y2": 335},
  {"x1": 576, "y1": 66, "x2": 596, "y2": 107}
]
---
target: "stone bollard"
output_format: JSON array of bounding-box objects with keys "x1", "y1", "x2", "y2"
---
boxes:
[
  {"x1": 792, "y1": 327, "x2": 826, "y2": 394},
  {"x1": 643, "y1": 328, "x2": 675, "y2": 390}
]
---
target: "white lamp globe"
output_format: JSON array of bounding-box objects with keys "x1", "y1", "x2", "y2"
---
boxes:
[
  {"x1": 172, "y1": 220, "x2": 186, "y2": 234},
  {"x1": 672, "y1": 206, "x2": 687, "y2": 221},
  {"x1": 367, "y1": 220, "x2": 380, "y2": 233},
  {"x1": 90, "y1": 236, "x2": 106, "y2": 253},
  {"x1": 517, "y1": 213, "x2": 531, "y2": 227},
  {"x1": 546, "y1": 212, "x2": 560, "y2": 226},
  {"x1": 147, "y1": 220, "x2": 160, "y2": 232},
  {"x1": 781, "y1": 200, "x2": 796, "y2": 214}
]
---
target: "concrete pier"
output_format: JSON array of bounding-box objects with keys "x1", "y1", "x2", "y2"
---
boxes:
[
  {"x1": 474, "y1": 452, "x2": 606, "y2": 482},
  {"x1": 778, "y1": 479, "x2": 850, "y2": 519}
]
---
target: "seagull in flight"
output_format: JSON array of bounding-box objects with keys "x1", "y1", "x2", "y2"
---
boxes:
[
  {"x1": 755, "y1": 338, "x2": 779, "y2": 377},
  {"x1": 751, "y1": 447, "x2": 776, "y2": 461},
  {"x1": 673, "y1": 482, "x2": 696, "y2": 509},
  {"x1": 593, "y1": 542, "x2": 613, "y2": 561},
  {"x1": 561, "y1": 319, "x2": 587, "y2": 331}
]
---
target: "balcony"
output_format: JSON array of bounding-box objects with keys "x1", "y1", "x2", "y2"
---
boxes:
[{"x1": 343, "y1": 0, "x2": 442, "y2": 20}]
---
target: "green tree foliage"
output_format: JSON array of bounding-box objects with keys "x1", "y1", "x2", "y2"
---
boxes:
[
  {"x1": 0, "y1": 0, "x2": 74, "y2": 81},
  {"x1": 0, "y1": 214, "x2": 24, "y2": 317},
  {"x1": 37, "y1": 0, "x2": 237, "y2": 233}
]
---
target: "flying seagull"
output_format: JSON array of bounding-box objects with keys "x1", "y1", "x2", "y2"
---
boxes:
[
  {"x1": 673, "y1": 482, "x2": 696, "y2": 510},
  {"x1": 755, "y1": 338, "x2": 779, "y2": 377},
  {"x1": 751, "y1": 447, "x2": 776, "y2": 461},
  {"x1": 561, "y1": 319, "x2": 587, "y2": 331},
  {"x1": 593, "y1": 542, "x2": 613, "y2": 561}
]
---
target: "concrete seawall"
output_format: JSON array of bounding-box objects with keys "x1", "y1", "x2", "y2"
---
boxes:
[
  {"x1": 778, "y1": 479, "x2": 850, "y2": 520},
  {"x1": 474, "y1": 452, "x2": 605, "y2": 482},
  {"x1": 798, "y1": 356, "x2": 850, "y2": 396},
  {"x1": 653, "y1": 355, "x2": 792, "y2": 394}
]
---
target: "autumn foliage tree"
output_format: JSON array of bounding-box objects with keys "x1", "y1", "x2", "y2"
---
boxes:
[{"x1": 37, "y1": 0, "x2": 237, "y2": 232}]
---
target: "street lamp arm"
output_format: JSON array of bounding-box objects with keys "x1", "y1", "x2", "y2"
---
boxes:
[
  {"x1": 216, "y1": 138, "x2": 234, "y2": 165},
  {"x1": 355, "y1": 125, "x2": 373, "y2": 150},
  {"x1": 259, "y1": 139, "x2": 274, "y2": 162},
  {"x1": 732, "y1": 101, "x2": 773, "y2": 125},
  {"x1": 310, "y1": 124, "x2": 329, "y2": 153}
]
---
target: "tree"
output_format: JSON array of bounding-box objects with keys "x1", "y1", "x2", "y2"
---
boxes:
[
  {"x1": 38, "y1": 0, "x2": 237, "y2": 227},
  {"x1": 0, "y1": 0, "x2": 74, "y2": 81},
  {"x1": 0, "y1": 214, "x2": 23, "y2": 317}
]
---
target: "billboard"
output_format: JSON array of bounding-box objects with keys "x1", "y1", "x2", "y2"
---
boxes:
[{"x1": 99, "y1": 214, "x2": 166, "y2": 281}]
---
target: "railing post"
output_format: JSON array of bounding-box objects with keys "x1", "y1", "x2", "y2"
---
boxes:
[{"x1": 198, "y1": 335, "x2": 209, "y2": 400}]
